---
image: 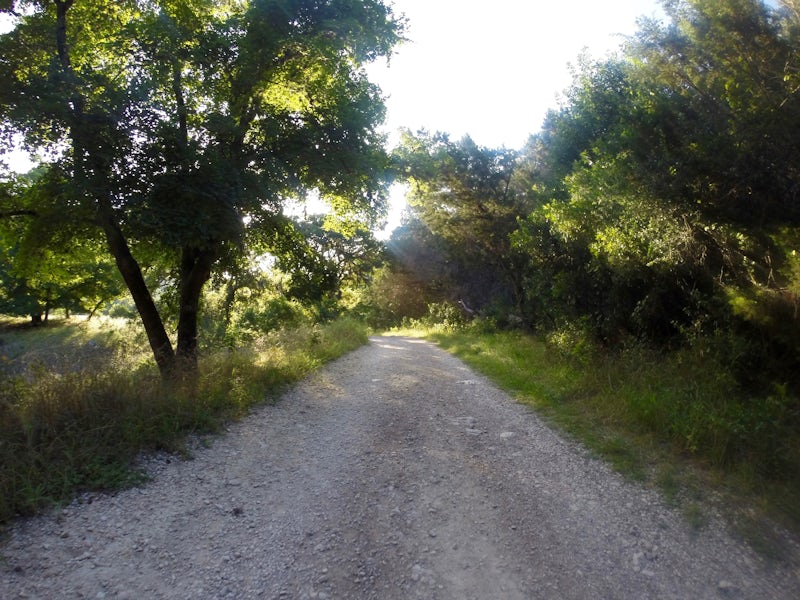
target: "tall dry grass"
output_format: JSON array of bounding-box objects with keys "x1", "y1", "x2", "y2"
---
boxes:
[{"x1": 0, "y1": 316, "x2": 368, "y2": 523}]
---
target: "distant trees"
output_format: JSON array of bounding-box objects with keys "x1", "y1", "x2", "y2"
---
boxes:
[
  {"x1": 371, "y1": 216, "x2": 453, "y2": 324},
  {"x1": 282, "y1": 215, "x2": 386, "y2": 305},
  {"x1": 394, "y1": 131, "x2": 531, "y2": 313},
  {"x1": 0, "y1": 168, "x2": 124, "y2": 323},
  {"x1": 0, "y1": 0, "x2": 403, "y2": 379}
]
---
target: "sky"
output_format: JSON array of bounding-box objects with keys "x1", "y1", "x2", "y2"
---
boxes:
[
  {"x1": 367, "y1": 0, "x2": 665, "y2": 149},
  {"x1": 368, "y1": 0, "x2": 665, "y2": 235}
]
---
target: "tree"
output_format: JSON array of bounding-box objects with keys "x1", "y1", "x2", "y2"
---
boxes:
[
  {"x1": 0, "y1": 167, "x2": 124, "y2": 322},
  {"x1": 510, "y1": 0, "x2": 800, "y2": 365},
  {"x1": 289, "y1": 215, "x2": 385, "y2": 301},
  {"x1": 395, "y1": 130, "x2": 530, "y2": 312},
  {"x1": 0, "y1": 0, "x2": 403, "y2": 380},
  {"x1": 628, "y1": 0, "x2": 800, "y2": 230}
]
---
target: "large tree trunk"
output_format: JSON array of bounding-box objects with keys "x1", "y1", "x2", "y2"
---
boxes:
[
  {"x1": 168, "y1": 55, "x2": 215, "y2": 381},
  {"x1": 175, "y1": 245, "x2": 216, "y2": 378},
  {"x1": 97, "y1": 202, "x2": 176, "y2": 378}
]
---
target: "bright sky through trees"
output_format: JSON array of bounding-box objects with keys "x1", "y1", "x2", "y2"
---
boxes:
[
  {"x1": 368, "y1": 0, "x2": 665, "y2": 149},
  {"x1": 369, "y1": 0, "x2": 664, "y2": 235}
]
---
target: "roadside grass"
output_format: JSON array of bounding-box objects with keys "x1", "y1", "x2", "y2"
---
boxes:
[
  {"x1": 0, "y1": 316, "x2": 368, "y2": 524},
  {"x1": 392, "y1": 325, "x2": 800, "y2": 551}
]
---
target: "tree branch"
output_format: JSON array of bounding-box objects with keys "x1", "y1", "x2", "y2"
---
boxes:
[{"x1": 0, "y1": 209, "x2": 38, "y2": 219}]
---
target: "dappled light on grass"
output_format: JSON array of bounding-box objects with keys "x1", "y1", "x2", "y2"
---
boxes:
[{"x1": 433, "y1": 330, "x2": 582, "y2": 409}]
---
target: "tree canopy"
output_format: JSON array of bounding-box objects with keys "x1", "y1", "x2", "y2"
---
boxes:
[
  {"x1": 395, "y1": 131, "x2": 530, "y2": 310},
  {"x1": 0, "y1": 0, "x2": 403, "y2": 378}
]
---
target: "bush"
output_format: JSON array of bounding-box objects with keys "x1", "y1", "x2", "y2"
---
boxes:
[
  {"x1": 230, "y1": 297, "x2": 309, "y2": 341},
  {"x1": 425, "y1": 301, "x2": 469, "y2": 329},
  {"x1": 545, "y1": 318, "x2": 597, "y2": 364},
  {"x1": 364, "y1": 266, "x2": 444, "y2": 329}
]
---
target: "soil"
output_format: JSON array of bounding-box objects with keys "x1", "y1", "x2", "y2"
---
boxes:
[{"x1": 1, "y1": 335, "x2": 799, "y2": 599}]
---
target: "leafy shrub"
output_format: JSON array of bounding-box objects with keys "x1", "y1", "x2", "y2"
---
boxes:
[
  {"x1": 397, "y1": 301, "x2": 470, "y2": 332},
  {"x1": 424, "y1": 301, "x2": 469, "y2": 330},
  {"x1": 545, "y1": 318, "x2": 597, "y2": 364},
  {"x1": 364, "y1": 266, "x2": 444, "y2": 329},
  {"x1": 231, "y1": 297, "x2": 309, "y2": 340}
]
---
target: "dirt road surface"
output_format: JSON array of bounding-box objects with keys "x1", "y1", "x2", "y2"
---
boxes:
[{"x1": 2, "y1": 335, "x2": 799, "y2": 599}]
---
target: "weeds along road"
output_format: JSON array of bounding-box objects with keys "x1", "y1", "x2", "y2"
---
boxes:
[{"x1": 2, "y1": 336, "x2": 799, "y2": 599}]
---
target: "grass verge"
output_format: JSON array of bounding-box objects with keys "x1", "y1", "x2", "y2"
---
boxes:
[
  {"x1": 395, "y1": 325, "x2": 800, "y2": 553},
  {"x1": 0, "y1": 316, "x2": 368, "y2": 524}
]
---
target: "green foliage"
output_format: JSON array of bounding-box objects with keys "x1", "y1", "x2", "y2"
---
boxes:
[
  {"x1": 544, "y1": 319, "x2": 597, "y2": 365},
  {"x1": 191, "y1": 236, "x2": 377, "y2": 346},
  {"x1": 399, "y1": 300, "x2": 471, "y2": 332},
  {"x1": 394, "y1": 131, "x2": 530, "y2": 312},
  {"x1": 367, "y1": 216, "x2": 454, "y2": 327},
  {"x1": 233, "y1": 296, "x2": 310, "y2": 340},
  {"x1": 424, "y1": 301, "x2": 470, "y2": 330},
  {"x1": 264, "y1": 214, "x2": 385, "y2": 308},
  {"x1": 359, "y1": 266, "x2": 428, "y2": 328},
  {"x1": 0, "y1": 169, "x2": 125, "y2": 321},
  {"x1": 374, "y1": 7, "x2": 800, "y2": 535},
  {"x1": 494, "y1": 0, "x2": 800, "y2": 393}
]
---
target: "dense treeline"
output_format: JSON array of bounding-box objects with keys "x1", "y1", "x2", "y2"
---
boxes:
[
  {"x1": 3, "y1": 0, "x2": 799, "y2": 396},
  {"x1": 388, "y1": 0, "x2": 800, "y2": 392}
]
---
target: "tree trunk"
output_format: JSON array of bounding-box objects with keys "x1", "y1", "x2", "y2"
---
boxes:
[
  {"x1": 97, "y1": 202, "x2": 176, "y2": 378},
  {"x1": 86, "y1": 298, "x2": 105, "y2": 321},
  {"x1": 175, "y1": 245, "x2": 216, "y2": 378},
  {"x1": 168, "y1": 54, "x2": 216, "y2": 381},
  {"x1": 222, "y1": 278, "x2": 238, "y2": 330},
  {"x1": 43, "y1": 286, "x2": 51, "y2": 323}
]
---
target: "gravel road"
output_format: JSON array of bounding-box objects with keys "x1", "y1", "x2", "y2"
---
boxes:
[{"x1": 2, "y1": 335, "x2": 799, "y2": 599}]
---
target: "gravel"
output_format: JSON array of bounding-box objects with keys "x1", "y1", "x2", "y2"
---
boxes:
[{"x1": 2, "y1": 335, "x2": 799, "y2": 599}]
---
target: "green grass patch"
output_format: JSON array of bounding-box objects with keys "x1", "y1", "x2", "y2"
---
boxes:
[
  {"x1": 0, "y1": 316, "x2": 368, "y2": 524},
  {"x1": 401, "y1": 325, "x2": 800, "y2": 547}
]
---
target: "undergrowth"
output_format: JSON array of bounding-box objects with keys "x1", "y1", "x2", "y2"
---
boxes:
[{"x1": 0, "y1": 316, "x2": 368, "y2": 524}]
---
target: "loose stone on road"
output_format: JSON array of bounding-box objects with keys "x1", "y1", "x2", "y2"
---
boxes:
[{"x1": 2, "y1": 335, "x2": 798, "y2": 599}]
